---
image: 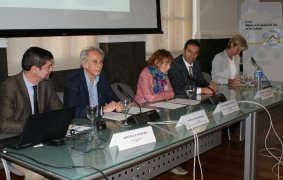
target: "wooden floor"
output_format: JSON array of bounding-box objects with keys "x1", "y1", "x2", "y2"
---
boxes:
[
  {"x1": 1, "y1": 122, "x2": 283, "y2": 180},
  {"x1": 154, "y1": 119, "x2": 283, "y2": 180},
  {"x1": 154, "y1": 127, "x2": 245, "y2": 180}
]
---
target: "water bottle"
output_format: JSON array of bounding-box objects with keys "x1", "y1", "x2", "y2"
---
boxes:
[{"x1": 254, "y1": 67, "x2": 263, "y2": 90}]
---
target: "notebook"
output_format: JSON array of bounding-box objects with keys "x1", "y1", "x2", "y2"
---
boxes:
[{"x1": 0, "y1": 107, "x2": 75, "y2": 149}]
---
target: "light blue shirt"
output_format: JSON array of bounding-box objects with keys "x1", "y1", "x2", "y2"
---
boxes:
[
  {"x1": 23, "y1": 73, "x2": 37, "y2": 114},
  {"x1": 84, "y1": 70, "x2": 99, "y2": 107}
]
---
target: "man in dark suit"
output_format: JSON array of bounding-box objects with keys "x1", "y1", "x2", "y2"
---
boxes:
[
  {"x1": 0, "y1": 47, "x2": 63, "y2": 134},
  {"x1": 168, "y1": 39, "x2": 218, "y2": 96},
  {"x1": 64, "y1": 46, "x2": 122, "y2": 118}
]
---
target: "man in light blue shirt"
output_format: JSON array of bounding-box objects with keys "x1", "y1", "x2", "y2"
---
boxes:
[{"x1": 64, "y1": 46, "x2": 122, "y2": 117}]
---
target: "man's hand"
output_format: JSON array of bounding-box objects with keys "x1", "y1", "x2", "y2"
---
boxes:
[
  {"x1": 209, "y1": 81, "x2": 218, "y2": 92},
  {"x1": 103, "y1": 101, "x2": 123, "y2": 112},
  {"x1": 201, "y1": 81, "x2": 218, "y2": 94}
]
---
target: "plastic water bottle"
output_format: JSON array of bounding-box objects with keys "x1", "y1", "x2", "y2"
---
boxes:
[{"x1": 254, "y1": 67, "x2": 263, "y2": 90}]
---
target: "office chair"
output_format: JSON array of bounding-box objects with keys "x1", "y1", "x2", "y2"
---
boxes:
[
  {"x1": 111, "y1": 82, "x2": 135, "y2": 100},
  {"x1": 1, "y1": 158, "x2": 10, "y2": 180},
  {"x1": 1, "y1": 158, "x2": 24, "y2": 180},
  {"x1": 56, "y1": 92, "x2": 64, "y2": 103},
  {"x1": 202, "y1": 72, "x2": 212, "y2": 83}
]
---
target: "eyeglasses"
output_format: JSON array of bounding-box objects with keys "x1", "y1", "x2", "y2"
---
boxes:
[{"x1": 88, "y1": 59, "x2": 103, "y2": 65}]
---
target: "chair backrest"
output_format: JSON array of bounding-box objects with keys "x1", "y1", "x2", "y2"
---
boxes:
[
  {"x1": 56, "y1": 92, "x2": 64, "y2": 103},
  {"x1": 111, "y1": 82, "x2": 135, "y2": 100},
  {"x1": 202, "y1": 72, "x2": 212, "y2": 83}
]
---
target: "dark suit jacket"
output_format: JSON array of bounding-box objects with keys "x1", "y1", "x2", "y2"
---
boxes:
[
  {"x1": 0, "y1": 72, "x2": 64, "y2": 133},
  {"x1": 64, "y1": 69, "x2": 119, "y2": 118},
  {"x1": 168, "y1": 55, "x2": 209, "y2": 95}
]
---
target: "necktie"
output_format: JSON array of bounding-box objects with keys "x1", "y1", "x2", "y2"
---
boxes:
[
  {"x1": 188, "y1": 66, "x2": 193, "y2": 79},
  {"x1": 32, "y1": 85, "x2": 39, "y2": 114},
  {"x1": 88, "y1": 80, "x2": 96, "y2": 107}
]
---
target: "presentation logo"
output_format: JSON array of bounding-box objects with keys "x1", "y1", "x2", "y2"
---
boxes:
[{"x1": 262, "y1": 29, "x2": 281, "y2": 46}]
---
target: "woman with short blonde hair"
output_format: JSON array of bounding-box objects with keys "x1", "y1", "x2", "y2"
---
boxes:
[{"x1": 211, "y1": 34, "x2": 248, "y2": 85}]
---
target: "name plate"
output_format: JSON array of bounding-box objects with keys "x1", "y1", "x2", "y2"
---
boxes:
[
  {"x1": 109, "y1": 126, "x2": 156, "y2": 151},
  {"x1": 176, "y1": 109, "x2": 209, "y2": 129},
  {"x1": 213, "y1": 99, "x2": 239, "y2": 116},
  {"x1": 109, "y1": 142, "x2": 156, "y2": 162},
  {"x1": 254, "y1": 87, "x2": 274, "y2": 100}
]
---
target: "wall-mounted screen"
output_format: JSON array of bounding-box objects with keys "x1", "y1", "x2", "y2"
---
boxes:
[{"x1": 0, "y1": 0, "x2": 162, "y2": 37}]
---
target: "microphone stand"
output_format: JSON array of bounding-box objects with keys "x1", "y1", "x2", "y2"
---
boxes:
[
  {"x1": 117, "y1": 85, "x2": 142, "y2": 114},
  {"x1": 117, "y1": 85, "x2": 160, "y2": 125},
  {"x1": 201, "y1": 85, "x2": 226, "y2": 105}
]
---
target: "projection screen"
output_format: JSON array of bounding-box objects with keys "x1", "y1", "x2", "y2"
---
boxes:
[{"x1": 0, "y1": 0, "x2": 162, "y2": 37}]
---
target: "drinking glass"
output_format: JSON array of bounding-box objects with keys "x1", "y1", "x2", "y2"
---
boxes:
[
  {"x1": 121, "y1": 98, "x2": 131, "y2": 127},
  {"x1": 86, "y1": 105, "x2": 98, "y2": 134},
  {"x1": 185, "y1": 84, "x2": 196, "y2": 110},
  {"x1": 241, "y1": 72, "x2": 248, "y2": 87},
  {"x1": 248, "y1": 76, "x2": 254, "y2": 87}
]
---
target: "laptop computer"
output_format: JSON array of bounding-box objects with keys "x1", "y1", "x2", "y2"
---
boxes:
[{"x1": 0, "y1": 107, "x2": 75, "y2": 149}]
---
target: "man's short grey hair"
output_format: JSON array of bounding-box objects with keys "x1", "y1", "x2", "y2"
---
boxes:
[{"x1": 80, "y1": 46, "x2": 105, "y2": 62}]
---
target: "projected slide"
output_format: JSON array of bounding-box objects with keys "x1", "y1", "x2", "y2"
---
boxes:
[
  {"x1": 0, "y1": 0, "x2": 161, "y2": 37},
  {"x1": 0, "y1": 0, "x2": 129, "y2": 12}
]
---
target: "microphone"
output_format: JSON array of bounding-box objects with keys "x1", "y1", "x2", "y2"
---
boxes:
[
  {"x1": 117, "y1": 85, "x2": 142, "y2": 114},
  {"x1": 117, "y1": 85, "x2": 160, "y2": 125},
  {"x1": 250, "y1": 57, "x2": 257, "y2": 66},
  {"x1": 250, "y1": 57, "x2": 272, "y2": 88},
  {"x1": 201, "y1": 85, "x2": 227, "y2": 105},
  {"x1": 186, "y1": 74, "x2": 226, "y2": 105}
]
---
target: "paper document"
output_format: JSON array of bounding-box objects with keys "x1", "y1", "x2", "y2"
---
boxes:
[
  {"x1": 128, "y1": 106, "x2": 154, "y2": 114},
  {"x1": 167, "y1": 98, "x2": 200, "y2": 106},
  {"x1": 103, "y1": 112, "x2": 130, "y2": 121},
  {"x1": 150, "y1": 102, "x2": 186, "y2": 109}
]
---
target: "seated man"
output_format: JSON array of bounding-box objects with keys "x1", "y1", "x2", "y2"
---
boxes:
[
  {"x1": 0, "y1": 46, "x2": 64, "y2": 180},
  {"x1": 64, "y1": 46, "x2": 122, "y2": 118},
  {"x1": 0, "y1": 47, "x2": 63, "y2": 134},
  {"x1": 168, "y1": 39, "x2": 218, "y2": 96}
]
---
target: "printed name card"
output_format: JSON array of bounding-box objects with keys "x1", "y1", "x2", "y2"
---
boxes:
[
  {"x1": 260, "y1": 88, "x2": 274, "y2": 100},
  {"x1": 261, "y1": 87, "x2": 274, "y2": 100},
  {"x1": 109, "y1": 126, "x2": 156, "y2": 151},
  {"x1": 213, "y1": 99, "x2": 239, "y2": 116},
  {"x1": 254, "y1": 87, "x2": 274, "y2": 100},
  {"x1": 176, "y1": 109, "x2": 209, "y2": 129},
  {"x1": 109, "y1": 142, "x2": 156, "y2": 162}
]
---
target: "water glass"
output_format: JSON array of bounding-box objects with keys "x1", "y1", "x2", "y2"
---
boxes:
[
  {"x1": 185, "y1": 84, "x2": 196, "y2": 110},
  {"x1": 121, "y1": 98, "x2": 131, "y2": 127},
  {"x1": 86, "y1": 105, "x2": 98, "y2": 134}
]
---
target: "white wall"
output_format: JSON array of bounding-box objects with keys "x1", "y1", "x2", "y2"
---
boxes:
[
  {"x1": 6, "y1": 0, "x2": 240, "y2": 75},
  {"x1": 6, "y1": 36, "x2": 98, "y2": 76},
  {"x1": 193, "y1": 0, "x2": 240, "y2": 39}
]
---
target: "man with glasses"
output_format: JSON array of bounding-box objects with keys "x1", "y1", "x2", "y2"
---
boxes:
[{"x1": 64, "y1": 46, "x2": 122, "y2": 118}]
